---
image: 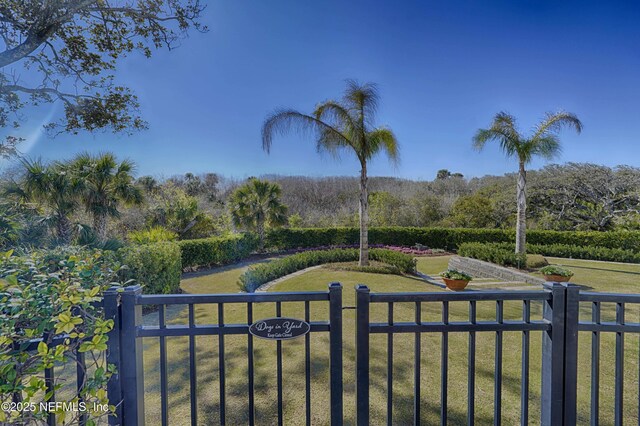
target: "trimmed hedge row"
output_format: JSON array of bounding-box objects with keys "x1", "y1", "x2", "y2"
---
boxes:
[
  {"x1": 118, "y1": 242, "x2": 182, "y2": 294},
  {"x1": 178, "y1": 233, "x2": 259, "y2": 270},
  {"x1": 266, "y1": 227, "x2": 640, "y2": 251},
  {"x1": 239, "y1": 248, "x2": 417, "y2": 292},
  {"x1": 459, "y1": 242, "x2": 640, "y2": 265},
  {"x1": 457, "y1": 242, "x2": 527, "y2": 269}
]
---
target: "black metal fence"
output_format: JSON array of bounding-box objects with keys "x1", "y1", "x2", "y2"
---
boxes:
[
  {"x1": 104, "y1": 283, "x2": 343, "y2": 426},
  {"x1": 13, "y1": 281, "x2": 640, "y2": 425},
  {"x1": 354, "y1": 282, "x2": 640, "y2": 426}
]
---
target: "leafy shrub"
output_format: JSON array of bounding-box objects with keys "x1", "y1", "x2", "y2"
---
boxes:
[
  {"x1": 457, "y1": 242, "x2": 528, "y2": 269},
  {"x1": 325, "y1": 261, "x2": 402, "y2": 275},
  {"x1": 0, "y1": 248, "x2": 123, "y2": 425},
  {"x1": 178, "y1": 233, "x2": 259, "y2": 270},
  {"x1": 526, "y1": 254, "x2": 548, "y2": 268},
  {"x1": 540, "y1": 265, "x2": 573, "y2": 277},
  {"x1": 118, "y1": 242, "x2": 182, "y2": 294},
  {"x1": 440, "y1": 269, "x2": 472, "y2": 281},
  {"x1": 128, "y1": 226, "x2": 178, "y2": 244},
  {"x1": 266, "y1": 227, "x2": 640, "y2": 252},
  {"x1": 239, "y1": 248, "x2": 416, "y2": 292},
  {"x1": 461, "y1": 242, "x2": 640, "y2": 264}
]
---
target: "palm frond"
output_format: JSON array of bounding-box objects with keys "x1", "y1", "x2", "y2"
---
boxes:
[
  {"x1": 367, "y1": 127, "x2": 400, "y2": 165},
  {"x1": 472, "y1": 112, "x2": 521, "y2": 159},
  {"x1": 261, "y1": 108, "x2": 348, "y2": 153},
  {"x1": 343, "y1": 79, "x2": 379, "y2": 123},
  {"x1": 530, "y1": 135, "x2": 561, "y2": 161},
  {"x1": 532, "y1": 111, "x2": 583, "y2": 140}
]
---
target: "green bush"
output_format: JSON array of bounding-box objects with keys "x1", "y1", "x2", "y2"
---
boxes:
[
  {"x1": 0, "y1": 248, "x2": 122, "y2": 424},
  {"x1": 118, "y1": 242, "x2": 182, "y2": 294},
  {"x1": 457, "y1": 242, "x2": 528, "y2": 269},
  {"x1": 239, "y1": 248, "x2": 416, "y2": 292},
  {"x1": 458, "y1": 241, "x2": 640, "y2": 264},
  {"x1": 266, "y1": 227, "x2": 640, "y2": 252},
  {"x1": 540, "y1": 265, "x2": 573, "y2": 277},
  {"x1": 178, "y1": 233, "x2": 259, "y2": 270},
  {"x1": 526, "y1": 254, "x2": 548, "y2": 268},
  {"x1": 128, "y1": 226, "x2": 178, "y2": 244}
]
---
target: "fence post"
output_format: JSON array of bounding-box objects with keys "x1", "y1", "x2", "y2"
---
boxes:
[
  {"x1": 329, "y1": 282, "x2": 343, "y2": 425},
  {"x1": 355, "y1": 285, "x2": 370, "y2": 426},
  {"x1": 541, "y1": 282, "x2": 566, "y2": 426},
  {"x1": 119, "y1": 285, "x2": 145, "y2": 426},
  {"x1": 562, "y1": 283, "x2": 580, "y2": 425},
  {"x1": 104, "y1": 286, "x2": 123, "y2": 425},
  {"x1": 541, "y1": 282, "x2": 580, "y2": 426}
]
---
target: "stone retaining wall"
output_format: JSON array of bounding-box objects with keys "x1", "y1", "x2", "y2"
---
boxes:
[{"x1": 448, "y1": 256, "x2": 545, "y2": 286}]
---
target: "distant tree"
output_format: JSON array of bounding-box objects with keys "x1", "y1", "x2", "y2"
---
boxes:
[
  {"x1": 7, "y1": 159, "x2": 78, "y2": 244},
  {"x1": 473, "y1": 111, "x2": 582, "y2": 254},
  {"x1": 436, "y1": 169, "x2": 451, "y2": 179},
  {"x1": 529, "y1": 163, "x2": 640, "y2": 231},
  {"x1": 229, "y1": 178, "x2": 287, "y2": 248},
  {"x1": 436, "y1": 169, "x2": 463, "y2": 179},
  {"x1": 369, "y1": 191, "x2": 402, "y2": 227},
  {"x1": 0, "y1": 0, "x2": 206, "y2": 150},
  {"x1": 450, "y1": 194, "x2": 495, "y2": 228},
  {"x1": 262, "y1": 80, "x2": 399, "y2": 265},
  {"x1": 137, "y1": 176, "x2": 159, "y2": 194},
  {"x1": 70, "y1": 153, "x2": 143, "y2": 241},
  {"x1": 288, "y1": 213, "x2": 304, "y2": 228}
]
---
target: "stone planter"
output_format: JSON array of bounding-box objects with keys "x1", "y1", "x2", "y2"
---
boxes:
[
  {"x1": 442, "y1": 278, "x2": 470, "y2": 291},
  {"x1": 544, "y1": 274, "x2": 572, "y2": 282}
]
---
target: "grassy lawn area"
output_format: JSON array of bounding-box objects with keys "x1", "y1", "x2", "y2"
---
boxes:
[{"x1": 139, "y1": 256, "x2": 639, "y2": 425}]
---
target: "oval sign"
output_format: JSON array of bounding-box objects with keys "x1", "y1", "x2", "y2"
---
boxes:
[{"x1": 249, "y1": 317, "x2": 310, "y2": 340}]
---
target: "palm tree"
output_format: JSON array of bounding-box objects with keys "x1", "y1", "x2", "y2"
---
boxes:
[
  {"x1": 262, "y1": 80, "x2": 399, "y2": 266},
  {"x1": 473, "y1": 111, "x2": 582, "y2": 254},
  {"x1": 229, "y1": 178, "x2": 287, "y2": 248},
  {"x1": 70, "y1": 153, "x2": 143, "y2": 241},
  {"x1": 7, "y1": 159, "x2": 78, "y2": 244}
]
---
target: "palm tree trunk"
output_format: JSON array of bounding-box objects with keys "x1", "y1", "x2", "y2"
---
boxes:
[
  {"x1": 515, "y1": 161, "x2": 527, "y2": 255},
  {"x1": 57, "y1": 215, "x2": 72, "y2": 245},
  {"x1": 94, "y1": 214, "x2": 108, "y2": 242},
  {"x1": 256, "y1": 220, "x2": 265, "y2": 251},
  {"x1": 359, "y1": 161, "x2": 369, "y2": 266}
]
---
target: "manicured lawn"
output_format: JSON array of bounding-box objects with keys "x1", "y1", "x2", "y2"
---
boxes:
[{"x1": 139, "y1": 256, "x2": 639, "y2": 425}]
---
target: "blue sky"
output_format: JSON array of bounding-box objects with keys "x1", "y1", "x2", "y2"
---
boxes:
[{"x1": 5, "y1": 0, "x2": 640, "y2": 180}]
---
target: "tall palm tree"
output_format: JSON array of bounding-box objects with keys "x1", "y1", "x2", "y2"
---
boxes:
[
  {"x1": 229, "y1": 178, "x2": 287, "y2": 248},
  {"x1": 262, "y1": 80, "x2": 399, "y2": 266},
  {"x1": 7, "y1": 159, "x2": 78, "y2": 244},
  {"x1": 473, "y1": 111, "x2": 582, "y2": 254},
  {"x1": 70, "y1": 153, "x2": 143, "y2": 241}
]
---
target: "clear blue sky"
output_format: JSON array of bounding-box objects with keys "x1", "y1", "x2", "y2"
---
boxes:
[{"x1": 7, "y1": 0, "x2": 640, "y2": 180}]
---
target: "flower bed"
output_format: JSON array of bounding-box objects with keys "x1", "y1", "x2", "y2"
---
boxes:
[{"x1": 284, "y1": 243, "x2": 444, "y2": 256}]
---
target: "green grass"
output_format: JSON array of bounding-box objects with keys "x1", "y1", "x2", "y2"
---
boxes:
[{"x1": 138, "y1": 255, "x2": 639, "y2": 425}]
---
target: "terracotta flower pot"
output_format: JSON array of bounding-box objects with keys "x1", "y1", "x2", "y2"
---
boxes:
[
  {"x1": 544, "y1": 274, "x2": 572, "y2": 282},
  {"x1": 442, "y1": 278, "x2": 470, "y2": 291}
]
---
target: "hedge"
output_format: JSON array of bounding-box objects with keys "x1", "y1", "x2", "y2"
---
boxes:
[
  {"x1": 118, "y1": 242, "x2": 182, "y2": 294},
  {"x1": 239, "y1": 248, "x2": 417, "y2": 292},
  {"x1": 459, "y1": 242, "x2": 640, "y2": 265},
  {"x1": 178, "y1": 233, "x2": 259, "y2": 270},
  {"x1": 266, "y1": 227, "x2": 640, "y2": 251},
  {"x1": 457, "y1": 242, "x2": 527, "y2": 269}
]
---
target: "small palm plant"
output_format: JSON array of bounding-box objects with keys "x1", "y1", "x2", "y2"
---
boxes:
[
  {"x1": 70, "y1": 153, "x2": 143, "y2": 241},
  {"x1": 229, "y1": 178, "x2": 287, "y2": 249},
  {"x1": 473, "y1": 111, "x2": 582, "y2": 254},
  {"x1": 7, "y1": 159, "x2": 78, "y2": 244},
  {"x1": 262, "y1": 80, "x2": 399, "y2": 266}
]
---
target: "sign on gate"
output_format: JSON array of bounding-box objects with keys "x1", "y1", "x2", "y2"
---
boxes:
[{"x1": 249, "y1": 317, "x2": 310, "y2": 340}]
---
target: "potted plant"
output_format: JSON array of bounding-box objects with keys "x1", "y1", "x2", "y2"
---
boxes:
[
  {"x1": 440, "y1": 269, "x2": 473, "y2": 291},
  {"x1": 540, "y1": 265, "x2": 573, "y2": 282}
]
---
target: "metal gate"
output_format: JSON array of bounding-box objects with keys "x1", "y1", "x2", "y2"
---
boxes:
[{"x1": 104, "y1": 283, "x2": 343, "y2": 425}]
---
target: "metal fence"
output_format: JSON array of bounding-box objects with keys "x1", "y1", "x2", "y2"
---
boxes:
[
  {"x1": 355, "y1": 282, "x2": 640, "y2": 426},
  {"x1": 103, "y1": 283, "x2": 343, "y2": 426}
]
